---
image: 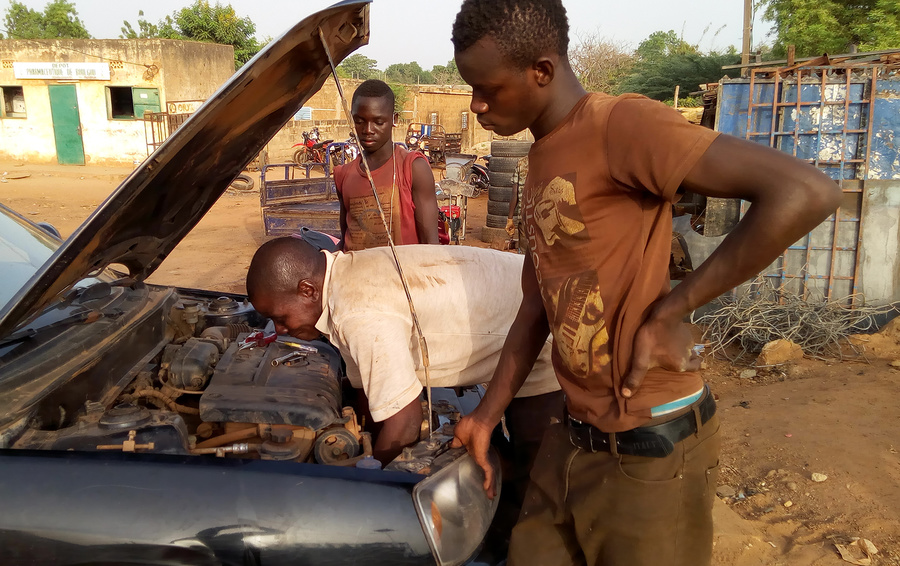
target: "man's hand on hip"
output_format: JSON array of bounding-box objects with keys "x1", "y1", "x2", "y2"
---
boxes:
[{"x1": 622, "y1": 310, "x2": 700, "y2": 399}]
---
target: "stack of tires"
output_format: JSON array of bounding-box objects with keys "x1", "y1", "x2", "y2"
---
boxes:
[{"x1": 481, "y1": 139, "x2": 533, "y2": 244}]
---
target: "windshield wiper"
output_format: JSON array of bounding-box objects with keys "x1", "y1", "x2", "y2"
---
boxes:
[{"x1": 0, "y1": 309, "x2": 107, "y2": 348}]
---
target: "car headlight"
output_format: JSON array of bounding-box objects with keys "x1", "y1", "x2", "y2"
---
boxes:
[{"x1": 413, "y1": 450, "x2": 500, "y2": 566}]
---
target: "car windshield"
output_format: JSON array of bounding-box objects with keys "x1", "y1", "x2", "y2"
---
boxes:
[{"x1": 0, "y1": 206, "x2": 102, "y2": 317}]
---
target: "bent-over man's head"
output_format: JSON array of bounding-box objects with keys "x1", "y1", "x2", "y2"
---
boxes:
[{"x1": 246, "y1": 237, "x2": 327, "y2": 340}]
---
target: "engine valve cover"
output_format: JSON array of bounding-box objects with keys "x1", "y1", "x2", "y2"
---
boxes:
[{"x1": 200, "y1": 338, "x2": 342, "y2": 430}]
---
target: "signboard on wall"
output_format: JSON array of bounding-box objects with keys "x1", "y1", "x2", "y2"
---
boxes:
[
  {"x1": 13, "y1": 62, "x2": 110, "y2": 80},
  {"x1": 166, "y1": 100, "x2": 203, "y2": 114}
]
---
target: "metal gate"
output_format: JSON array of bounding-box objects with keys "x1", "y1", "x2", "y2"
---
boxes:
[
  {"x1": 743, "y1": 61, "x2": 879, "y2": 305},
  {"x1": 143, "y1": 111, "x2": 191, "y2": 156}
]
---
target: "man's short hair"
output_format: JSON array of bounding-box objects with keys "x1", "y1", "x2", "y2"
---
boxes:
[
  {"x1": 246, "y1": 237, "x2": 322, "y2": 300},
  {"x1": 352, "y1": 79, "x2": 395, "y2": 110},
  {"x1": 451, "y1": 0, "x2": 569, "y2": 69}
]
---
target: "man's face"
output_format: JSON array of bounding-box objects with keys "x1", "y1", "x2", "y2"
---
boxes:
[
  {"x1": 352, "y1": 96, "x2": 393, "y2": 154},
  {"x1": 455, "y1": 37, "x2": 541, "y2": 136},
  {"x1": 250, "y1": 287, "x2": 323, "y2": 341}
]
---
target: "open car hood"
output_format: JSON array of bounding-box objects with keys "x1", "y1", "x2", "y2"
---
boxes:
[{"x1": 0, "y1": 0, "x2": 370, "y2": 337}]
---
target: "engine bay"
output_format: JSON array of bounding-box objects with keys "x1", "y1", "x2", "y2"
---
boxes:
[{"x1": 6, "y1": 288, "x2": 466, "y2": 473}]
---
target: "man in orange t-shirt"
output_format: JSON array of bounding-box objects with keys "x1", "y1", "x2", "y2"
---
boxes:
[
  {"x1": 334, "y1": 79, "x2": 438, "y2": 251},
  {"x1": 450, "y1": 1, "x2": 842, "y2": 565}
]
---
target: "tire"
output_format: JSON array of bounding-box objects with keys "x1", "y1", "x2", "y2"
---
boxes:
[
  {"x1": 488, "y1": 185, "x2": 514, "y2": 202},
  {"x1": 488, "y1": 200, "x2": 513, "y2": 216},
  {"x1": 488, "y1": 171, "x2": 515, "y2": 187},
  {"x1": 481, "y1": 225, "x2": 509, "y2": 244},
  {"x1": 293, "y1": 147, "x2": 309, "y2": 165},
  {"x1": 486, "y1": 213, "x2": 512, "y2": 228},
  {"x1": 487, "y1": 156, "x2": 520, "y2": 173},
  {"x1": 229, "y1": 173, "x2": 254, "y2": 191},
  {"x1": 490, "y1": 140, "x2": 532, "y2": 157}
]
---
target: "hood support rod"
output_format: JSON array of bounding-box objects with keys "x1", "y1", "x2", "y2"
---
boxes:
[{"x1": 318, "y1": 27, "x2": 434, "y2": 438}]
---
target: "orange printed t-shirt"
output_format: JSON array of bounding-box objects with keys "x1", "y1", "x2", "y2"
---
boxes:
[
  {"x1": 334, "y1": 145, "x2": 428, "y2": 251},
  {"x1": 522, "y1": 93, "x2": 719, "y2": 432}
]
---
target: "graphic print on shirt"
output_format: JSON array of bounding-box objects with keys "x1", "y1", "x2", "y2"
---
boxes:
[
  {"x1": 524, "y1": 174, "x2": 608, "y2": 379},
  {"x1": 347, "y1": 193, "x2": 393, "y2": 248},
  {"x1": 543, "y1": 270, "x2": 610, "y2": 379},
  {"x1": 531, "y1": 175, "x2": 587, "y2": 246}
]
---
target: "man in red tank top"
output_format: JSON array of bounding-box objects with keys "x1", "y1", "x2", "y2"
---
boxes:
[
  {"x1": 334, "y1": 80, "x2": 439, "y2": 251},
  {"x1": 449, "y1": 1, "x2": 842, "y2": 565}
]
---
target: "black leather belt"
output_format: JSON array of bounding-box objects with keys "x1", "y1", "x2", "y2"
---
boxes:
[{"x1": 567, "y1": 388, "x2": 716, "y2": 458}]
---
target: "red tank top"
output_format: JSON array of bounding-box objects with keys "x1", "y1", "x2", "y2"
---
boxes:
[{"x1": 334, "y1": 145, "x2": 427, "y2": 251}]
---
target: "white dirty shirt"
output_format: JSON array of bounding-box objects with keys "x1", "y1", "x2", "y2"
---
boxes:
[{"x1": 314, "y1": 245, "x2": 560, "y2": 422}]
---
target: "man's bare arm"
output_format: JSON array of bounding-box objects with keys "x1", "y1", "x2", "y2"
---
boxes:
[
  {"x1": 452, "y1": 254, "x2": 549, "y2": 496},
  {"x1": 372, "y1": 397, "x2": 422, "y2": 463},
  {"x1": 623, "y1": 134, "x2": 842, "y2": 396},
  {"x1": 410, "y1": 158, "x2": 440, "y2": 244}
]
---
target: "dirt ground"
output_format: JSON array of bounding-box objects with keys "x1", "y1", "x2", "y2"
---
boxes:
[{"x1": 2, "y1": 161, "x2": 899, "y2": 566}]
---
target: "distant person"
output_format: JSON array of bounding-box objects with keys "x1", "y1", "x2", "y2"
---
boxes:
[{"x1": 334, "y1": 79, "x2": 439, "y2": 250}]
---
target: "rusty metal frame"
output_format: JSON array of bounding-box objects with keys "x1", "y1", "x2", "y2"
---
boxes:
[{"x1": 743, "y1": 64, "x2": 878, "y2": 306}]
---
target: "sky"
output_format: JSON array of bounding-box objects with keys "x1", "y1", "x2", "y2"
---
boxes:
[{"x1": 0, "y1": 0, "x2": 772, "y2": 70}]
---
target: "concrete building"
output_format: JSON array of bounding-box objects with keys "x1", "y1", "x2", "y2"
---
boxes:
[{"x1": 0, "y1": 39, "x2": 234, "y2": 166}]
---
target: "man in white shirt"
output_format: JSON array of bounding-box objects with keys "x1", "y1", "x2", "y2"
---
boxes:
[{"x1": 246, "y1": 236, "x2": 562, "y2": 465}]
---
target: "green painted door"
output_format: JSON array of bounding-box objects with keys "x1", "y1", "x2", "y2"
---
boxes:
[
  {"x1": 48, "y1": 85, "x2": 85, "y2": 165},
  {"x1": 132, "y1": 88, "x2": 161, "y2": 119}
]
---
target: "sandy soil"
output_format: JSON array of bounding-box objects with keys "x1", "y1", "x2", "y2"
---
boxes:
[{"x1": 2, "y1": 161, "x2": 898, "y2": 566}]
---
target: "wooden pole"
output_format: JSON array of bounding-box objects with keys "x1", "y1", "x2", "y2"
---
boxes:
[
  {"x1": 741, "y1": 0, "x2": 753, "y2": 77},
  {"x1": 674, "y1": 85, "x2": 680, "y2": 109}
]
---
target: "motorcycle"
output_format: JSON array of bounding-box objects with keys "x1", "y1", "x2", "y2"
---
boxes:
[
  {"x1": 292, "y1": 127, "x2": 334, "y2": 167},
  {"x1": 467, "y1": 159, "x2": 490, "y2": 196}
]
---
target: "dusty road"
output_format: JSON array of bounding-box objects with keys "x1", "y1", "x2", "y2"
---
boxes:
[{"x1": 2, "y1": 161, "x2": 898, "y2": 565}]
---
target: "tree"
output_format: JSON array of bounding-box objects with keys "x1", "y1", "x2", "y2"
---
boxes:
[
  {"x1": 635, "y1": 30, "x2": 697, "y2": 62},
  {"x1": 3, "y1": 0, "x2": 91, "y2": 39},
  {"x1": 761, "y1": 0, "x2": 900, "y2": 57},
  {"x1": 120, "y1": 10, "x2": 160, "y2": 39},
  {"x1": 430, "y1": 60, "x2": 463, "y2": 85},
  {"x1": 388, "y1": 83, "x2": 408, "y2": 112},
  {"x1": 620, "y1": 52, "x2": 740, "y2": 101},
  {"x1": 120, "y1": 1, "x2": 260, "y2": 68},
  {"x1": 385, "y1": 61, "x2": 433, "y2": 84},
  {"x1": 569, "y1": 33, "x2": 635, "y2": 94},
  {"x1": 337, "y1": 54, "x2": 379, "y2": 80}
]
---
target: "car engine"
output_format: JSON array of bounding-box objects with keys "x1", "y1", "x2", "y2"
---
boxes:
[{"x1": 7, "y1": 289, "x2": 437, "y2": 468}]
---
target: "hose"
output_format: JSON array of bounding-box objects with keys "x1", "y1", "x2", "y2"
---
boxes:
[{"x1": 120, "y1": 389, "x2": 200, "y2": 415}]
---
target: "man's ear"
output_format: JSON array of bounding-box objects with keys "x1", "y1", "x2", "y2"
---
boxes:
[
  {"x1": 532, "y1": 57, "x2": 555, "y2": 87},
  {"x1": 297, "y1": 279, "x2": 320, "y2": 301}
]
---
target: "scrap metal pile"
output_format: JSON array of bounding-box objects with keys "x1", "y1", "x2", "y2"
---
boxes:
[{"x1": 693, "y1": 282, "x2": 897, "y2": 362}]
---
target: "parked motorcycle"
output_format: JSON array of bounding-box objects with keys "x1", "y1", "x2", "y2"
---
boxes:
[
  {"x1": 292, "y1": 127, "x2": 334, "y2": 166},
  {"x1": 467, "y1": 159, "x2": 490, "y2": 196}
]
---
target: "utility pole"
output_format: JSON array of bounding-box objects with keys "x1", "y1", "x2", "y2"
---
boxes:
[{"x1": 741, "y1": 0, "x2": 753, "y2": 77}]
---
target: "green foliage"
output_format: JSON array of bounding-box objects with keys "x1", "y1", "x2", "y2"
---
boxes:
[
  {"x1": 430, "y1": 60, "x2": 463, "y2": 85},
  {"x1": 620, "y1": 52, "x2": 741, "y2": 101},
  {"x1": 761, "y1": 0, "x2": 900, "y2": 57},
  {"x1": 3, "y1": 0, "x2": 91, "y2": 39},
  {"x1": 385, "y1": 61, "x2": 433, "y2": 84},
  {"x1": 172, "y1": 1, "x2": 260, "y2": 67},
  {"x1": 120, "y1": 1, "x2": 260, "y2": 68},
  {"x1": 337, "y1": 54, "x2": 379, "y2": 80},
  {"x1": 635, "y1": 30, "x2": 697, "y2": 62},
  {"x1": 388, "y1": 83, "x2": 408, "y2": 112},
  {"x1": 120, "y1": 10, "x2": 160, "y2": 39}
]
